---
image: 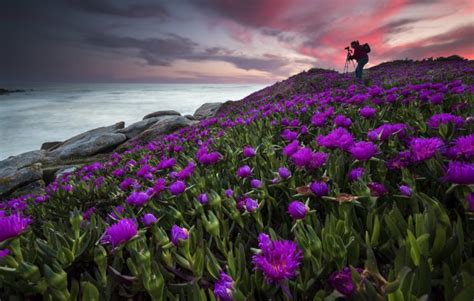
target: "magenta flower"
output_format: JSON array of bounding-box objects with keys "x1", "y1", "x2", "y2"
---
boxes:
[
  {"x1": 237, "y1": 165, "x2": 252, "y2": 178},
  {"x1": 467, "y1": 193, "x2": 474, "y2": 211},
  {"x1": 399, "y1": 185, "x2": 412, "y2": 197},
  {"x1": 310, "y1": 181, "x2": 329, "y2": 197},
  {"x1": 349, "y1": 167, "x2": 364, "y2": 181},
  {"x1": 359, "y1": 106, "x2": 376, "y2": 118},
  {"x1": 252, "y1": 233, "x2": 303, "y2": 283},
  {"x1": 197, "y1": 193, "x2": 209, "y2": 205},
  {"x1": 83, "y1": 207, "x2": 96, "y2": 221},
  {"x1": 288, "y1": 201, "x2": 309, "y2": 220},
  {"x1": 214, "y1": 271, "x2": 235, "y2": 301},
  {"x1": 307, "y1": 152, "x2": 329, "y2": 170},
  {"x1": 0, "y1": 214, "x2": 31, "y2": 243},
  {"x1": 368, "y1": 182, "x2": 387, "y2": 197},
  {"x1": 0, "y1": 249, "x2": 10, "y2": 258},
  {"x1": 225, "y1": 189, "x2": 233, "y2": 198},
  {"x1": 427, "y1": 113, "x2": 464, "y2": 129},
  {"x1": 245, "y1": 198, "x2": 258, "y2": 213},
  {"x1": 447, "y1": 134, "x2": 473, "y2": 160},
  {"x1": 410, "y1": 137, "x2": 443, "y2": 162},
  {"x1": 349, "y1": 141, "x2": 378, "y2": 161},
  {"x1": 171, "y1": 225, "x2": 189, "y2": 245},
  {"x1": 290, "y1": 147, "x2": 312, "y2": 167},
  {"x1": 243, "y1": 146, "x2": 256, "y2": 157},
  {"x1": 311, "y1": 112, "x2": 327, "y2": 127},
  {"x1": 445, "y1": 162, "x2": 474, "y2": 184},
  {"x1": 283, "y1": 140, "x2": 300, "y2": 157},
  {"x1": 126, "y1": 191, "x2": 150, "y2": 207},
  {"x1": 278, "y1": 167, "x2": 291, "y2": 179},
  {"x1": 142, "y1": 213, "x2": 157, "y2": 227},
  {"x1": 251, "y1": 179, "x2": 262, "y2": 189},
  {"x1": 101, "y1": 218, "x2": 138, "y2": 248},
  {"x1": 334, "y1": 115, "x2": 352, "y2": 128},
  {"x1": 317, "y1": 128, "x2": 354, "y2": 151},
  {"x1": 169, "y1": 181, "x2": 186, "y2": 195},
  {"x1": 329, "y1": 267, "x2": 364, "y2": 296},
  {"x1": 368, "y1": 123, "x2": 406, "y2": 142},
  {"x1": 386, "y1": 151, "x2": 412, "y2": 170}
]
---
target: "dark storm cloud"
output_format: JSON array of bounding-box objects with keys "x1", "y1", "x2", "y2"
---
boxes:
[
  {"x1": 68, "y1": 0, "x2": 169, "y2": 19},
  {"x1": 85, "y1": 32, "x2": 291, "y2": 73}
]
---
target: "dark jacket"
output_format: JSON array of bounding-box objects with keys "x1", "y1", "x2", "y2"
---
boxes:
[{"x1": 350, "y1": 45, "x2": 368, "y2": 61}]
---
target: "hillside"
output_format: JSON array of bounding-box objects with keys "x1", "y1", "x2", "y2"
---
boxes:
[{"x1": 0, "y1": 59, "x2": 473, "y2": 300}]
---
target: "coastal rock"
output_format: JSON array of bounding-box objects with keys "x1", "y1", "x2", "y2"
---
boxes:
[
  {"x1": 9, "y1": 179, "x2": 46, "y2": 198},
  {"x1": 193, "y1": 102, "x2": 223, "y2": 120},
  {"x1": 143, "y1": 110, "x2": 181, "y2": 120},
  {"x1": 0, "y1": 150, "x2": 46, "y2": 170},
  {"x1": 0, "y1": 162, "x2": 43, "y2": 196},
  {"x1": 185, "y1": 114, "x2": 196, "y2": 120},
  {"x1": 41, "y1": 141, "x2": 63, "y2": 151},
  {"x1": 47, "y1": 122, "x2": 126, "y2": 159},
  {"x1": 128, "y1": 115, "x2": 195, "y2": 144},
  {"x1": 116, "y1": 117, "x2": 163, "y2": 139},
  {"x1": 55, "y1": 166, "x2": 79, "y2": 179}
]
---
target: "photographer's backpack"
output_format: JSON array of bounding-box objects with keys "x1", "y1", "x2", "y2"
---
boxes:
[{"x1": 363, "y1": 43, "x2": 371, "y2": 53}]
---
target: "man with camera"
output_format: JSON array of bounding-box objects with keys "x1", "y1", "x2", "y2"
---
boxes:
[{"x1": 346, "y1": 40, "x2": 369, "y2": 81}]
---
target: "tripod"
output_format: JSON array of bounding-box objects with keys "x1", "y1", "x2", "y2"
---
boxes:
[{"x1": 344, "y1": 49, "x2": 356, "y2": 74}]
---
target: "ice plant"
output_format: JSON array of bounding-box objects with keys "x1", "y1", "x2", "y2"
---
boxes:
[
  {"x1": 359, "y1": 106, "x2": 376, "y2": 118},
  {"x1": 197, "y1": 193, "x2": 209, "y2": 205},
  {"x1": 349, "y1": 141, "x2": 378, "y2": 161},
  {"x1": 467, "y1": 193, "x2": 474, "y2": 211},
  {"x1": 349, "y1": 167, "x2": 364, "y2": 181},
  {"x1": 101, "y1": 218, "x2": 138, "y2": 248},
  {"x1": 252, "y1": 233, "x2": 303, "y2": 283},
  {"x1": 245, "y1": 197, "x2": 258, "y2": 213},
  {"x1": 288, "y1": 201, "x2": 309, "y2": 220},
  {"x1": 237, "y1": 165, "x2": 252, "y2": 178},
  {"x1": 329, "y1": 267, "x2": 364, "y2": 296},
  {"x1": 0, "y1": 214, "x2": 31, "y2": 243},
  {"x1": 445, "y1": 162, "x2": 474, "y2": 185},
  {"x1": 278, "y1": 167, "x2": 291, "y2": 179},
  {"x1": 171, "y1": 225, "x2": 189, "y2": 245},
  {"x1": 399, "y1": 185, "x2": 412, "y2": 197},
  {"x1": 214, "y1": 271, "x2": 235, "y2": 301},
  {"x1": 310, "y1": 181, "x2": 329, "y2": 197},
  {"x1": 368, "y1": 182, "x2": 388, "y2": 197},
  {"x1": 410, "y1": 137, "x2": 443, "y2": 162},
  {"x1": 243, "y1": 146, "x2": 256, "y2": 157},
  {"x1": 169, "y1": 181, "x2": 186, "y2": 195},
  {"x1": 142, "y1": 213, "x2": 157, "y2": 227},
  {"x1": 126, "y1": 191, "x2": 150, "y2": 207},
  {"x1": 251, "y1": 179, "x2": 262, "y2": 189},
  {"x1": 317, "y1": 127, "x2": 354, "y2": 151}
]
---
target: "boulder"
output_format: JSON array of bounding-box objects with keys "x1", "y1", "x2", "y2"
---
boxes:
[
  {"x1": 193, "y1": 103, "x2": 223, "y2": 120},
  {"x1": 9, "y1": 179, "x2": 46, "y2": 198},
  {"x1": 116, "y1": 117, "x2": 163, "y2": 139},
  {"x1": 184, "y1": 114, "x2": 196, "y2": 120},
  {"x1": 55, "y1": 166, "x2": 79, "y2": 179},
  {"x1": 48, "y1": 122, "x2": 126, "y2": 159},
  {"x1": 41, "y1": 141, "x2": 62, "y2": 151},
  {"x1": 143, "y1": 110, "x2": 181, "y2": 120},
  {"x1": 0, "y1": 163, "x2": 43, "y2": 196},
  {"x1": 0, "y1": 150, "x2": 46, "y2": 170},
  {"x1": 129, "y1": 115, "x2": 195, "y2": 144}
]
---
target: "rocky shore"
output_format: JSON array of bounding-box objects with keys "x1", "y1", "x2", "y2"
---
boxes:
[{"x1": 0, "y1": 102, "x2": 224, "y2": 199}]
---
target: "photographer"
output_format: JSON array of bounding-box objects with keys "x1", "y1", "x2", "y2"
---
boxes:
[{"x1": 347, "y1": 40, "x2": 369, "y2": 81}]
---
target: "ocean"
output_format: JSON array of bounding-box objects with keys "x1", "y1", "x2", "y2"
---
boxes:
[{"x1": 0, "y1": 83, "x2": 265, "y2": 159}]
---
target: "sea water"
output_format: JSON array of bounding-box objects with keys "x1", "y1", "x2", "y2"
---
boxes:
[{"x1": 0, "y1": 83, "x2": 265, "y2": 159}]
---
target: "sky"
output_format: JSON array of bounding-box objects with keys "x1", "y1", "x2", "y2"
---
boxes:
[{"x1": 1, "y1": 0, "x2": 473, "y2": 84}]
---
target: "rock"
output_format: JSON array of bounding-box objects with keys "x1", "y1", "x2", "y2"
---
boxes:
[
  {"x1": 9, "y1": 179, "x2": 46, "y2": 198},
  {"x1": 185, "y1": 114, "x2": 196, "y2": 120},
  {"x1": 193, "y1": 102, "x2": 223, "y2": 120},
  {"x1": 0, "y1": 150, "x2": 46, "y2": 171},
  {"x1": 41, "y1": 141, "x2": 62, "y2": 151},
  {"x1": 116, "y1": 117, "x2": 163, "y2": 139},
  {"x1": 55, "y1": 166, "x2": 79, "y2": 179},
  {"x1": 48, "y1": 122, "x2": 126, "y2": 159},
  {"x1": 143, "y1": 110, "x2": 181, "y2": 120},
  {"x1": 0, "y1": 163, "x2": 43, "y2": 196},
  {"x1": 128, "y1": 115, "x2": 195, "y2": 144}
]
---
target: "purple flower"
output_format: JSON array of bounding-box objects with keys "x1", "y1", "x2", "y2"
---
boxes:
[
  {"x1": 171, "y1": 225, "x2": 189, "y2": 245},
  {"x1": 310, "y1": 181, "x2": 329, "y2": 197},
  {"x1": 288, "y1": 201, "x2": 309, "y2": 220},
  {"x1": 329, "y1": 267, "x2": 364, "y2": 296},
  {"x1": 281, "y1": 129, "x2": 298, "y2": 141},
  {"x1": 368, "y1": 124, "x2": 406, "y2": 142},
  {"x1": 307, "y1": 152, "x2": 329, "y2": 170},
  {"x1": 283, "y1": 140, "x2": 300, "y2": 157},
  {"x1": 467, "y1": 193, "x2": 474, "y2": 211},
  {"x1": 349, "y1": 167, "x2": 364, "y2": 181},
  {"x1": 359, "y1": 106, "x2": 376, "y2": 118},
  {"x1": 334, "y1": 115, "x2": 352, "y2": 128},
  {"x1": 447, "y1": 134, "x2": 474, "y2": 160},
  {"x1": 317, "y1": 128, "x2": 354, "y2": 151},
  {"x1": 427, "y1": 113, "x2": 464, "y2": 129},
  {"x1": 245, "y1": 198, "x2": 258, "y2": 213},
  {"x1": 311, "y1": 112, "x2": 327, "y2": 127},
  {"x1": 368, "y1": 182, "x2": 387, "y2": 197},
  {"x1": 126, "y1": 191, "x2": 150, "y2": 207},
  {"x1": 445, "y1": 162, "x2": 474, "y2": 184},
  {"x1": 101, "y1": 218, "x2": 138, "y2": 248},
  {"x1": 225, "y1": 189, "x2": 233, "y2": 198},
  {"x1": 214, "y1": 271, "x2": 234, "y2": 301},
  {"x1": 0, "y1": 249, "x2": 10, "y2": 258},
  {"x1": 142, "y1": 213, "x2": 158, "y2": 227},
  {"x1": 410, "y1": 137, "x2": 443, "y2": 162},
  {"x1": 83, "y1": 207, "x2": 96, "y2": 221},
  {"x1": 275, "y1": 168, "x2": 290, "y2": 181},
  {"x1": 252, "y1": 233, "x2": 303, "y2": 283},
  {"x1": 251, "y1": 179, "x2": 262, "y2": 189},
  {"x1": 169, "y1": 181, "x2": 186, "y2": 195},
  {"x1": 290, "y1": 147, "x2": 312, "y2": 167},
  {"x1": 399, "y1": 185, "x2": 412, "y2": 197},
  {"x1": 119, "y1": 178, "x2": 138, "y2": 191},
  {"x1": 429, "y1": 92, "x2": 444, "y2": 104},
  {"x1": 197, "y1": 193, "x2": 209, "y2": 205},
  {"x1": 0, "y1": 214, "x2": 31, "y2": 243},
  {"x1": 35, "y1": 195, "x2": 49, "y2": 203},
  {"x1": 243, "y1": 146, "x2": 256, "y2": 157},
  {"x1": 349, "y1": 141, "x2": 378, "y2": 161},
  {"x1": 8, "y1": 199, "x2": 27, "y2": 212},
  {"x1": 386, "y1": 151, "x2": 412, "y2": 170},
  {"x1": 237, "y1": 165, "x2": 252, "y2": 178}
]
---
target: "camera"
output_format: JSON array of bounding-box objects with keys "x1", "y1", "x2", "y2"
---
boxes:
[{"x1": 344, "y1": 46, "x2": 350, "y2": 51}]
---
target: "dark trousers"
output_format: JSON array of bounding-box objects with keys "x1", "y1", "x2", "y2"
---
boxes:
[{"x1": 355, "y1": 57, "x2": 368, "y2": 80}]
